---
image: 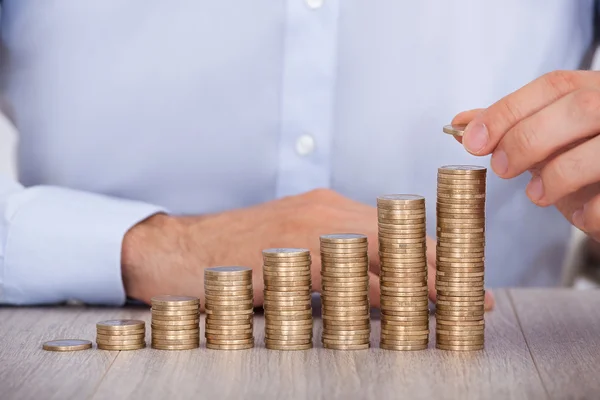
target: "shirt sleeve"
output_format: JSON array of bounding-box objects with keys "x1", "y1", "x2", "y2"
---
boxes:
[{"x1": 0, "y1": 177, "x2": 166, "y2": 305}]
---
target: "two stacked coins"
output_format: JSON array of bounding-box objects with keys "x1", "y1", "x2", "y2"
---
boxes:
[
  {"x1": 435, "y1": 165, "x2": 486, "y2": 351},
  {"x1": 96, "y1": 320, "x2": 146, "y2": 351},
  {"x1": 320, "y1": 234, "x2": 371, "y2": 350},
  {"x1": 262, "y1": 249, "x2": 313, "y2": 350},
  {"x1": 377, "y1": 195, "x2": 429, "y2": 351},
  {"x1": 151, "y1": 295, "x2": 200, "y2": 350},
  {"x1": 204, "y1": 266, "x2": 255, "y2": 350}
]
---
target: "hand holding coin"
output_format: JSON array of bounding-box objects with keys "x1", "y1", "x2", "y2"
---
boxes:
[{"x1": 452, "y1": 70, "x2": 600, "y2": 241}]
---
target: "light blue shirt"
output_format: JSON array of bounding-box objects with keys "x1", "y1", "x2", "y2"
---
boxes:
[{"x1": 0, "y1": 1, "x2": 596, "y2": 305}]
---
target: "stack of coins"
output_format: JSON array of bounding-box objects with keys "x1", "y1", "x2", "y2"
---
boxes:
[
  {"x1": 377, "y1": 195, "x2": 429, "y2": 351},
  {"x1": 151, "y1": 295, "x2": 200, "y2": 350},
  {"x1": 204, "y1": 266, "x2": 255, "y2": 350},
  {"x1": 320, "y1": 234, "x2": 371, "y2": 350},
  {"x1": 435, "y1": 165, "x2": 486, "y2": 351},
  {"x1": 262, "y1": 248, "x2": 313, "y2": 350},
  {"x1": 96, "y1": 320, "x2": 146, "y2": 351}
]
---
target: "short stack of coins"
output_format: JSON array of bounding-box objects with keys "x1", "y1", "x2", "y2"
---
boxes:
[
  {"x1": 151, "y1": 295, "x2": 200, "y2": 350},
  {"x1": 320, "y1": 234, "x2": 371, "y2": 350},
  {"x1": 262, "y1": 248, "x2": 313, "y2": 350},
  {"x1": 435, "y1": 165, "x2": 486, "y2": 351},
  {"x1": 96, "y1": 319, "x2": 146, "y2": 350},
  {"x1": 377, "y1": 195, "x2": 429, "y2": 351},
  {"x1": 204, "y1": 266, "x2": 255, "y2": 350}
]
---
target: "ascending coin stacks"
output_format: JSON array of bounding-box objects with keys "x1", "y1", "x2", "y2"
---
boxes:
[
  {"x1": 377, "y1": 195, "x2": 430, "y2": 351},
  {"x1": 151, "y1": 295, "x2": 200, "y2": 350},
  {"x1": 96, "y1": 319, "x2": 146, "y2": 350},
  {"x1": 204, "y1": 266, "x2": 255, "y2": 350},
  {"x1": 262, "y1": 248, "x2": 313, "y2": 350},
  {"x1": 435, "y1": 165, "x2": 486, "y2": 351},
  {"x1": 320, "y1": 234, "x2": 371, "y2": 350}
]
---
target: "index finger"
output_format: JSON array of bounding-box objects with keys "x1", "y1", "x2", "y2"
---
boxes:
[{"x1": 461, "y1": 70, "x2": 590, "y2": 156}]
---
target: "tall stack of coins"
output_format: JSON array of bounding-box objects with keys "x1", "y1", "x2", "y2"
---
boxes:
[
  {"x1": 96, "y1": 319, "x2": 146, "y2": 351},
  {"x1": 377, "y1": 195, "x2": 429, "y2": 351},
  {"x1": 320, "y1": 234, "x2": 371, "y2": 350},
  {"x1": 436, "y1": 165, "x2": 486, "y2": 351},
  {"x1": 204, "y1": 266, "x2": 255, "y2": 350},
  {"x1": 262, "y1": 248, "x2": 313, "y2": 350},
  {"x1": 151, "y1": 295, "x2": 200, "y2": 350}
]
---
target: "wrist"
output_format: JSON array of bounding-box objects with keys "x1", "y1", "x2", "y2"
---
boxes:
[{"x1": 121, "y1": 213, "x2": 186, "y2": 303}]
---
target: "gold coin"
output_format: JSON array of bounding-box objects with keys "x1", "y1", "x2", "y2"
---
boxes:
[
  {"x1": 264, "y1": 338, "x2": 314, "y2": 346},
  {"x1": 151, "y1": 333, "x2": 200, "y2": 340},
  {"x1": 319, "y1": 233, "x2": 368, "y2": 243},
  {"x1": 321, "y1": 271, "x2": 370, "y2": 278},
  {"x1": 151, "y1": 295, "x2": 199, "y2": 307},
  {"x1": 96, "y1": 333, "x2": 145, "y2": 341},
  {"x1": 206, "y1": 338, "x2": 255, "y2": 345},
  {"x1": 262, "y1": 248, "x2": 310, "y2": 257},
  {"x1": 263, "y1": 256, "x2": 311, "y2": 264},
  {"x1": 436, "y1": 336, "x2": 484, "y2": 345},
  {"x1": 152, "y1": 337, "x2": 200, "y2": 345},
  {"x1": 204, "y1": 342, "x2": 254, "y2": 350},
  {"x1": 265, "y1": 342, "x2": 312, "y2": 350},
  {"x1": 151, "y1": 308, "x2": 199, "y2": 316},
  {"x1": 442, "y1": 124, "x2": 466, "y2": 137},
  {"x1": 151, "y1": 317, "x2": 200, "y2": 325},
  {"x1": 265, "y1": 333, "x2": 313, "y2": 341},
  {"x1": 263, "y1": 269, "x2": 311, "y2": 278},
  {"x1": 96, "y1": 328, "x2": 145, "y2": 336},
  {"x1": 205, "y1": 265, "x2": 252, "y2": 275},
  {"x1": 96, "y1": 319, "x2": 145, "y2": 331},
  {"x1": 97, "y1": 343, "x2": 146, "y2": 351},
  {"x1": 204, "y1": 289, "x2": 254, "y2": 298},
  {"x1": 322, "y1": 343, "x2": 370, "y2": 350},
  {"x1": 262, "y1": 261, "x2": 312, "y2": 269},
  {"x1": 151, "y1": 304, "x2": 199, "y2": 312},
  {"x1": 152, "y1": 314, "x2": 200, "y2": 322},
  {"x1": 152, "y1": 343, "x2": 200, "y2": 350},
  {"x1": 204, "y1": 283, "x2": 253, "y2": 291},
  {"x1": 265, "y1": 328, "x2": 314, "y2": 336},
  {"x1": 436, "y1": 329, "x2": 484, "y2": 336},
  {"x1": 380, "y1": 343, "x2": 428, "y2": 351},
  {"x1": 96, "y1": 338, "x2": 146, "y2": 346},
  {"x1": 381, "y1": 318, "x2": 429, "y2": 326},
  {"x1": 380, "y1": 333, "x2": 429, "y2": 341},
  {"x1": 381, "y1": 323, "x2": 429, "y2": 331},
  {"x1": 42, "y1": 339, "x2": 92, "y2": 352},
  {"x1": 320, "y1": 242, "x2": 369, "y2": 250},
  {"x1": 322, "y1": 339, "x2": 370, "y2": 346},
  {"x1": 436, "y1": 319, "x2": 485, "y2": 326},
  {"x1": 436, "y1": 343, "x2": 483, "y2": 351},
  {"x1": 151, "y1": 324, "x2": 200, "y2": 332},
  {"x1": 205, "y1": 327, "x2": 253, "y2": 335}
]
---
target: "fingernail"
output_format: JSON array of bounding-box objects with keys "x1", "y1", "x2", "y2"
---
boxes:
[
  {"x1": 491, "y1": 150, "x2": 509, "y2": 176},
  {"x1": 572, "y1": 208, "x2": 585, "y2": 230},
  {"x1": 463, "y1": 121, "x2": 489, "y2": 154},
  {"x1": 526, "y1": 176, "x2": 544, "y2": 203},
  {"x1": 484, "y1": 290, "x2": 495, "y2": 311}
]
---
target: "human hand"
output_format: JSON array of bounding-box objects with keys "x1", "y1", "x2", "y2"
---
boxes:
[
  {"x1": 453, "y1": 70, "x2": 600, "y2": 242},
  {"x1": 121, "y1": 189, "x2": 494, "y2": 310}
]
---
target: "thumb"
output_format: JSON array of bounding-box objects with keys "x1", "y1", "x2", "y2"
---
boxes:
[{"x1": 449, "y1": 108, "x2": 485, "y2": 145}]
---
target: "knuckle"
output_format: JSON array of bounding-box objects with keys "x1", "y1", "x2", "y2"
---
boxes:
[
  {"x1": 545, "y1": 156, "x2": 582, "y2": 195},
  {"x1": 543, "y1": 70, "x2": 579, "y2": 94}
]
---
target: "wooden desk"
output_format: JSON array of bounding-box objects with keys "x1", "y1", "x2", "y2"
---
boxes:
[{"x1": 1, "y1": 289, "x2": 600, "y2": 400}]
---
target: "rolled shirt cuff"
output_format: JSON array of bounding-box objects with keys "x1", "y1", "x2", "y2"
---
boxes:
[{"x1": 2, "y1": 185, "x2": 165, "y2": 305}]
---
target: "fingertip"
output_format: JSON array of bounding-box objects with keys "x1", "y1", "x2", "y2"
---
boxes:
[{"x1": 368, "y1": 272, "x2": 381, "y2": 308}]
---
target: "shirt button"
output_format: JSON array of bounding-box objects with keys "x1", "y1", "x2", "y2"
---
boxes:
[
  {"x1": 295, "y1": 134, "x2": 316, "y2": 156},
  {"x1": 305, "y1": 0, "x2": 324, "y2": 9}
]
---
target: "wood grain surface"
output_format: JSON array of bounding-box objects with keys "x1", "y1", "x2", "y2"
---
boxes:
[
  {"x1": 510, "y1": 289, "x2": 600, "y2": 400},
  {"x1": 0, "y1": 289, "x2": 596, "y2": 400}
]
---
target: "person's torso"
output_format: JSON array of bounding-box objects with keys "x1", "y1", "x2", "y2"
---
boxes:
[{"x1": 0, "y1": 0, "x2": 596, "y2": 287}]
